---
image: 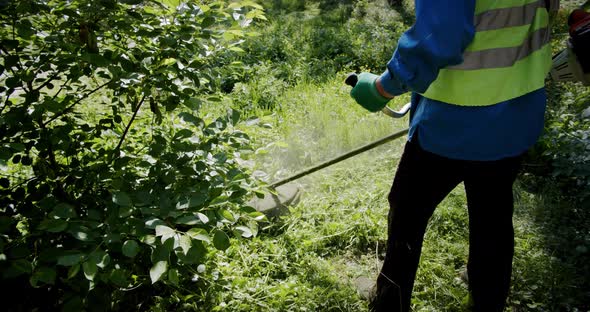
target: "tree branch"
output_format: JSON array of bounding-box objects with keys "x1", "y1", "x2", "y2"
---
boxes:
[
  {"x1": 111, "y1": 93, "x2": 147, "y2": 163},
  {"x1": 33, "y1": 71, "x2": 61, "y2": 93},
  {"x1": 0, "y1": 88, "x2": 15, "y2": 115},
  {"x1": 52, "y1": 78, "x2": 71, "y2": 101},
  {"x1": 42, "y1": 79, "x2": 113, "y2": 126}
]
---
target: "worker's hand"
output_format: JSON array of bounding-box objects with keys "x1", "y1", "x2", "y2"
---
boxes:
[{"x1": 350, "y1": 72, "x2": 394, "y2": 112}]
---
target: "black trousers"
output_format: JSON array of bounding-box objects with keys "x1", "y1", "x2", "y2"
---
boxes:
[{"x1": 371, "y1": 139, "x2": 523, "y2": 312}]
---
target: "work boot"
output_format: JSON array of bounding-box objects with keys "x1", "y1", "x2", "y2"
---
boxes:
[{"x1": 354, "y1": 276, "x2": 377, "y2": 302}]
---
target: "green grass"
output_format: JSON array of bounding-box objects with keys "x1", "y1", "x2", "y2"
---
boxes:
[
  {"x1": 192, "y1": 1, "x2": 590, "y2": 310},
  {"x1": 199, "y1": 75, "x2": 590, "y2": 311}
]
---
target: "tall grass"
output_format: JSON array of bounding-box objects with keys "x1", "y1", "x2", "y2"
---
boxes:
[
  {"x1": 192, "y1": 1, "x2": 590, "y2": 311},
  {"x1": 242, "y1": 76, "x2": 410, "y2": 184},
  {"x1": 204, "y1": 73, "x2": 590, "y2": 311}
]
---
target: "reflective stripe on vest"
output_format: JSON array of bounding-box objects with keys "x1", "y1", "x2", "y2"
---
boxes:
[{"x1": 421, "y1": 0, "x2": 553, "y2": 106}]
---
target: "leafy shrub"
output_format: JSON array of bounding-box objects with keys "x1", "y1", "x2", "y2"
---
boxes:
[
  {"x1": 230, "y1": 0, "x2": 403, "y2": 100},
  {"x1": 0, "y1": 0, "x2": 266, "y2": 310},
  {"x1": 530, "y1": 85, "x2": 590, "y2": 201},
  {"x1": 522, "y1": 6, "x2": 590, "y2": 204},
  {"x1": 231, "y1": 62, "x2": 289, "y2": 114}
]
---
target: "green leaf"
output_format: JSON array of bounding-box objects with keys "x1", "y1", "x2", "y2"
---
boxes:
[
  {"x1": 184, "y1": 97, "x2": 201, "y2": 110},
  {"x1": 89, "y1": 250, "x2": 110, "y2": 268},
  {"x1": 112, "y1": 192, "x2": 132, "y2": 206},
  {"x1": 218, "y1": 209, "x2": 235, "y2": 222},
  {"x1": 160, "y1": 58, "x2": 176, "y2": 66},
  {"x1": 57, "y1": 253, "x2": 85, "y2": 266},
  {"x1": 10, "y1": 259, "x2": 32, "y2": 274},
  {"x1": 118, "y1": 206, "x2": 133, "y2": 218},
  {"x1": 145, "y1": 218, "x2": 165, "y2": 229},
  {"x1": 122, "y1": 240, "x2": 139, "y2": 258},
  {"x1": 69, "y1": 224, "x2": 93, "y2": 242},
  {"x1": 189, "y1": 194, "x2": 207, "y2": 208},
  {"x1": 201, "y1": 16, "x2": 215, "y2": 28},
  {"x1": 235, "y1": 225, "x2": 253, "y2": 238},
  {"x1": 177, "y1": 234, "x2": 191, "y2": 255},
  {"x1": 0, "y1": 216, "x2": 13, "y2": 232},
  {"x1": 248, "y1": 220, "x2": 259, "y2": 237},
  {"x1": 52, "y1": 203, "x2": 77, "y2": 219},
  {"x1": 197, "y1": 212, "x2": 209, "y2": 224},
  {"x1": 155, "y1": 225, "x2": 175, "y2": 244},
  {"x1": 151, "y1": 237, "x2": 174, "y2": 262},
  {"x1": 122, "y1": 0, "x2": 142, "y2": 5},
  {"x1": 168, "y1": 269, "x2": 179, "y2": 285},
  {"x1": 0, "y1": 178, "x2": 9, "y2": 189},
  {"x1": 227, "y1": 108, "x2": 241, "y2": 125},
  {"x1": 210, "y1": 195, "x2": 229, "y2": 206},
  {"x1": 141, "y1": 234, "x2": 157, "y2": 246},
  {"x1": 16, "y1": 19, "x2": 34, "y2": 39},
  {"x1": 9, "y1": 143, "x2": 25, "y2": 152},
  {"x1": 176, "y1": 240, "x2": 207, "y2": 265},
  {"x1": 187, "y1": 228, "x2": 211, "y2": 243},
  {"x1": 38, "y1": 219, "x2": 68, "y2": 232},
  {"x1": 176, "y1": 215, "x2": 200, "y2": 225},
  {"x1": 6, "y1": 76, "x2": 21, "y2": 88},
  {"x1": 179, "y1": 112, "x2": 204, "y2": 128},
  {"x1": 0, "y1": 147, "x2": 11, "y2": 161},
  {"x1": 109, "y1": 268, "x2": 128, "y2": 287},
  {"x1": 173, "y1": 129, "x2": 193, "y2": 139},
  {"x1": 228, "y1": 46, "x2": 245, "y2": 52},
  {"x1": 4, "y1": 55, "x2": 19, "y2": 68},
  {"x1": 83, "y1": 259, "x2": 98, "y2": 281},
  {"x1": 248, "y1": 211, "x2": 268, "y2": 222},
  {"x1": 81, "y1": 53, "x2": 110, "y2": 67},
  {"x1": 30, "y1": 267, "x2": 56, "y2": 286},
  {"x1": 67, "y1": 264, "x2": 80, "y2": 279},
  {"x1": 150, "y1": 260, "x2": 168, "y2": 284},
  {"x1": 62, "y1": 296, "x2": 83, "y2": 312},
  {"x1": 213, "y1": 230, "x2": 230, "y2": 251}
]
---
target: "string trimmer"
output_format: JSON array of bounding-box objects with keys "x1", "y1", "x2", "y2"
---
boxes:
[
  {"x1": 250, "y1": 74, "x2": 411, "y2": 217},
  {"x1": 253, "y1": 6, "x2": 590, "y2": 215}
]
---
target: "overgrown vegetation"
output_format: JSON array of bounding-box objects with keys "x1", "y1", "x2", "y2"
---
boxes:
[
  {"x1": 0, "y1": 0, "x2": 267, "y2": 310},
  {"x1": 1, "y1": 0, "x2": 589, "y2": 311}
]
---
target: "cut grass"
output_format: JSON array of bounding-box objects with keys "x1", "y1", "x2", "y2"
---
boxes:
[{"x1": 207, "y1": 76, "x2": 590, "y2": 311}]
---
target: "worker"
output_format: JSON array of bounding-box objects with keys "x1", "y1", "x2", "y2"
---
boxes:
[{"x1": 350, "y1": 0, "x2": 559, "y2": 311}]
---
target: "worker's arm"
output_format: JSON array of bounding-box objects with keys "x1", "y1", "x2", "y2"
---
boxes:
[{"x1": 378, "y1": 0, "x2": 476, "y2": 96}]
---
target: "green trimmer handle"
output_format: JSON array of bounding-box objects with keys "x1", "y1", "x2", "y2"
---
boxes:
[{"x1": 345, "y1": 73, "x2": 411, "y2": 118}]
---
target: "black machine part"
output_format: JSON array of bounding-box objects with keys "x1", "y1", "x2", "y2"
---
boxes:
[{"x1": 569, "y1": 10, "x2": 590, "y2": 73}]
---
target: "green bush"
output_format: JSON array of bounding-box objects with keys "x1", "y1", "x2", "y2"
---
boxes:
[
  {"x1": 532, "y1": 85, "x2": 590, "y2": 200},
  {"x1": 216, "y1": 0, "x2": 405, "y2": 117},
  {"x1": 0, "y1": 0, "x2": 266, "y2": 310}
]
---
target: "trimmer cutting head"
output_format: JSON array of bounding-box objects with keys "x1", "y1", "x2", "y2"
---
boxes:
[{"x1": 249, "y1": 184, "x2": 302, "y2": 217}]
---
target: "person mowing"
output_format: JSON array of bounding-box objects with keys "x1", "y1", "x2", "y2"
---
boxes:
[{"x1": 349, "y1": 0, "x2": 559, "y2": 311}]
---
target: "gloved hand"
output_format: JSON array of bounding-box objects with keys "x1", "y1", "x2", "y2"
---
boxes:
[{"x1": 350, "y1": 72, "x2": 392, "y2": 112}]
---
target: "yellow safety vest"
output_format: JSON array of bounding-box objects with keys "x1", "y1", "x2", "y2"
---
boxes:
[{"x1": 422, "y1": 0, "x2": 559, "y2": 106}]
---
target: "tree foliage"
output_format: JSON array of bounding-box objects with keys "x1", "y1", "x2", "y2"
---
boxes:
[{"x1": 0, "y1": 0, "x2": 266, "y2": 310}]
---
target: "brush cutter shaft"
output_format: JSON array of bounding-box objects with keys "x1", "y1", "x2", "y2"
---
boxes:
[{"x1": 270, "y1": 128, "x2": 409, "y2": 188}]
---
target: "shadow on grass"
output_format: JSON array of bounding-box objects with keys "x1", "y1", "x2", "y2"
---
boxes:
[{"x1": 513, "y1": 178, "x2": 590, "y2": 310}]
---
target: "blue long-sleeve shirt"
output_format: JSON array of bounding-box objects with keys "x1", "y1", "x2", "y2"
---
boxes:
[{"x1": 378, "y1": 0, "x2": 547, "y2": 161}]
